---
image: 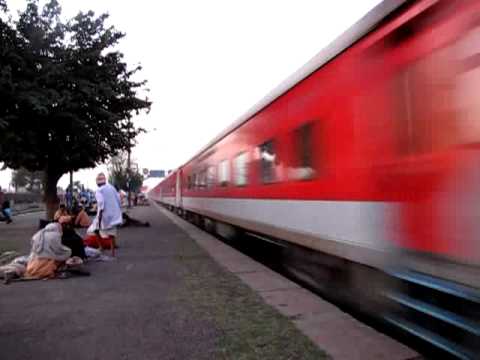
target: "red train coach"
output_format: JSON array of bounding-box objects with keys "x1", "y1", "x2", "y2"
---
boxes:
[
  {"x1": 150, "y1": 0, "x2": 480, "y2": 356},
  {"x1": 152, "y1": 171, "x2": 178, "y2": 209}
]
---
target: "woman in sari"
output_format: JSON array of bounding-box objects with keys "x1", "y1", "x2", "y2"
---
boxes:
[{"x1": 25, "y1": 222, "x2": 71, "y2": 278}]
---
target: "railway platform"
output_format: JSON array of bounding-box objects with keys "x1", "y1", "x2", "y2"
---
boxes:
[{"x1": 0, "y1": 205, "x2": 417, "y2": 360}]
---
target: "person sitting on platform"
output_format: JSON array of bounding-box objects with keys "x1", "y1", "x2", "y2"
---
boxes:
[
  {"x1": 54, "y1": 204, "x2": 68, "y2": 221},
  {"x1": 73, "y1": 206, "x2": 91, "y2": 228},
  {"x1": 57, "y1": 216, "x2": 86, "y2": 259},
  {"x1": 25, "y1": 222, "x2": 71, "y2": 279}
]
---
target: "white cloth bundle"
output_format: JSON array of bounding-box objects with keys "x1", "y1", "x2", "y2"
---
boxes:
[{"x1": 30, "y1": 223, "x2": 71, "y2": 261}]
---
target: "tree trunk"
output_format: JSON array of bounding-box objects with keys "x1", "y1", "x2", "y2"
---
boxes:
[{"x1": 44, "y1": 172, "x2": 61, "y2": 220}]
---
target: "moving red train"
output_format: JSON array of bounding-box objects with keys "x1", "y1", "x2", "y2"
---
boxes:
[{"x1": 150, "y1": 0, "x2": 480, "y2": 357}]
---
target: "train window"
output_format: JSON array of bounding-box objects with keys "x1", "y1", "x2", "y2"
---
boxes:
[
  {"x1": 449, "y1": 24, "x2": 480, "y2": 147},
  {"x1": 218, "y1": 160, "x2": 230, "y2": 186},
  {"x1": 297, "y1": 123, "x2": 313, "y2": 168},
  {"x1": 259, "y1": 140, "x2": 276, "y2": 183},
  {"x1": 234, "y1": 152, "x2": 248, "y2": 186},
  {"x1": 384, "y1": 1, "x2": 474, "y2": 155},
  {"x1": 207, "y1": 166, "x2": 215, "y2": 188},
  {"x1": 393, "y1": 44, "x2": 462, "y2": 154},
  {"x1": 199, "y1": 169, "x2": 207, "y2": 188},
  {"x1": 193, "y1": 173, "x2": 199, "y2": 189},
  {"x1": 187, "y1": 175, "x2": 192, "y2": 189},
  {"x1": 290, "y1": 123, "x2": 315, "y2": 180}
]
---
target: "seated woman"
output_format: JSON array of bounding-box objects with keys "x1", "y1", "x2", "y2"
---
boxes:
[
  {"x1": 59, "y1": 216, "x2": 86, "y2": 259},
  {"x1": 73, "y1": 206, "x2": 92, "y2": 228},
  {"x1": 25, "y1": 222, "x2": 71, "y2": 279},
  {"x1": 54, "y1": 204, "x2": 68, "y2": 221}
]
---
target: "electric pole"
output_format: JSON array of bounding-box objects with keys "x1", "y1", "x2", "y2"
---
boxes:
[
  {"x1": 69, "y1": 170, "x2": 73, "y2": 210},
  {"x1": 127, "y1": 148, "x2": 131, "y2": 208}
]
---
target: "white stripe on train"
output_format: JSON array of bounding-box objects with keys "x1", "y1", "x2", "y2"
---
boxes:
[{"x1": 160, "y1": 196, "x2": 400, "y2": 268}]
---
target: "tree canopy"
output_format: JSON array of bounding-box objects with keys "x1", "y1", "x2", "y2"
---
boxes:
[
  {"x1": 108, "y1": 152, "x2": 144, "y2": 193},
  {"x1": 0, "y1": 0, "x2": 151, "y2": 217},
  {"x1": 11, "y1": 168, "x2": 44, "y2": 193}
]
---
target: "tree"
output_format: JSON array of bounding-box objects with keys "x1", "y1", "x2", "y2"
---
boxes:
[
  {"x1": 0, "y1": 0, "x2": 151, "y2": 219},
  {"x1": 11, "y1": 168, "x2": 44, "y2": 193},
  {"x1": 108, "y1": 152, "x2": 144, "y2": 193},
  {"x1": 0, "y1": 1, "x2": 23, "y2": 137}
]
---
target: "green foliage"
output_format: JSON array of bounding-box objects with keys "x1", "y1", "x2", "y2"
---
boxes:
[
  {"x1": 108, "y1": 152, "x2": 144, "y2": 193},
  {"x1": 0, "y1": 0, "x2": 151, "y2": 216}
]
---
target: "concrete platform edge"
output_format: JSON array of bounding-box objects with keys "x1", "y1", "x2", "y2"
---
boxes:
[{"x1": 151, "y1": 201, "x2": 419, "y2": 360}]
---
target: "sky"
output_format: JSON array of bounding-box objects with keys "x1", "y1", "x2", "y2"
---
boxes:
[{"x1": 0, "y1": 0, "x2": 381, "y2": 190}]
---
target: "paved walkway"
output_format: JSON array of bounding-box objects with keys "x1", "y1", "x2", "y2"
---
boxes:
[{"x1": 0, "y1": 206, "x2": 325, "y2": 360}]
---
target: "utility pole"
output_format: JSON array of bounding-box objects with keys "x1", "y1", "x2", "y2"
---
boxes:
[
  {"x1": 69, "y1": 170, "x2": 73, "y2": 210},
  {"x1": 127, "y1": 148, "x2": 131, "y2": 208}
]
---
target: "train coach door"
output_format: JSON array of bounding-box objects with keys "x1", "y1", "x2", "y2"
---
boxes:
[{"x1": 176, "y1": 170, "x2": 182, "y2": 209}]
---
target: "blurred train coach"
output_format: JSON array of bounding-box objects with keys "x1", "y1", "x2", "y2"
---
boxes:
[{"x1": 150, "y1": 0, "x2": 480, "y2": 357}]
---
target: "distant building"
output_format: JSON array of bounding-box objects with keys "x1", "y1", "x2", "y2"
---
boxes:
[{"x1": 148, "y1": 170, "x2": 165, "y2": 178}]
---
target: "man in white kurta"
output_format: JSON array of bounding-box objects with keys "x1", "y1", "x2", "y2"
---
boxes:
[{"x1": 94, "y1": 173, "x2": 122, "y2": 247}]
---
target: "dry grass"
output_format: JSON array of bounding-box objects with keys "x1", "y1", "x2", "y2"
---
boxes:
[{"x1": 172, "y1": 240, "x2": 329, "y2": 360}]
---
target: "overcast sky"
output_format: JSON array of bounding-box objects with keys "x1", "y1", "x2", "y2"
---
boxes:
[{"x1": 0, "y1": 0, "x2": 381, "y2": 190}]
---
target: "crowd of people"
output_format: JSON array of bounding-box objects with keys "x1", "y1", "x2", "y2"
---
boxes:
[
  {"x1": 54, "y1": 204, "x2": 91, "y2": 228},
  {"x1": 0, "y1": 173, "x2": 131, "y2": 283},
  {"x1": 63, "y1": 188, "x2": 96, "y2": 214}
]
